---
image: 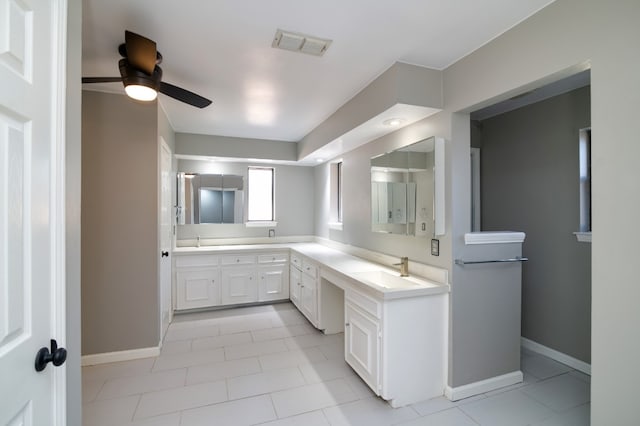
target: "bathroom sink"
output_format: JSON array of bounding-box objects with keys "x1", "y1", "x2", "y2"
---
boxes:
[{"x1": 351, "y1": 270, "x2": 425, "y2": 289}]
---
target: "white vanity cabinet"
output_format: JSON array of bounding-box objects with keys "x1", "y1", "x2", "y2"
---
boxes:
[
  {"x1": 345, "y1": 293, "x2": 381, "y2": 392},
  {"x1": 289, "y1": 264, "x2": 301, "y2": 306},
  {"x1": 175, "y1": 255, "x2": 221, "y2": 310},
  {"x1": 257, "y1": 252, "x2": 289, "y2": 302},
  {"x1": 174, "y1": 249, "x2": 289, "y2": 310},
  {"x1": 289, "y1": 253, "x2": 319, "y2": 327},
  {"x1": 320, "y1": 266, "x2": 448, "y2": 407}
]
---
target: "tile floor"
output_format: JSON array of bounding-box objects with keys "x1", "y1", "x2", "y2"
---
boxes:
[{"x1": 82, "y1": 303, "x2": 590, "y2": 426}]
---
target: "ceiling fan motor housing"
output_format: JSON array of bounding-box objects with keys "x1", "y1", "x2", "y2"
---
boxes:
[{"x1": 118, "y1": 58, "x2": 162, "y2": 92}]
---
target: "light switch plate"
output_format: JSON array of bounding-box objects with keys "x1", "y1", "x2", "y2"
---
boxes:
[{"x1": 431, "y1": 239, "x2": 440, "y2": 256}]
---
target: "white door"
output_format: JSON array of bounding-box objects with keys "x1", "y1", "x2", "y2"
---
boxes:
[
  {"x1": 289, "y1": 266, "x2": 301, "y2": 307},
  {"x1": 176, "y1": 269, "x2": 220, "y2": 309},
  {"x1": 345, "y1": 302, "x2": 380, "y2": 394},
  {"x1": 221, "y1": 268, "x2": 258, "y2": 305},
  {"x1": 0, "y1": 0, "x2": 68, "y2": 424},
  {"x1": 300, "y1": 273, "x2": 317, "y2": 325},
  {"x1": 258, "y1": 265, "x2": 289, "y2": 302},
  {"x1": 159, "y1": 139, "x2": 172, "y2": 339}
]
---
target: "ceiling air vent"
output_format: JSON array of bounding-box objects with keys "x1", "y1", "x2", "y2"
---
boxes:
[{"x1": 272, "y1": 29, "x2": 332, "y2": 57}]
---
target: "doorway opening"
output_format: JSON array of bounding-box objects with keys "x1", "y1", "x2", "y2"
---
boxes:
[{"x1": 469, "y1": 69, "x2": 592, "y2": 376}]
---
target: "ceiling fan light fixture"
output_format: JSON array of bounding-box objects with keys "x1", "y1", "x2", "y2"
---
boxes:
[
  {"x1": 119, "y1": 58, "x2": 160, "y2": 102},
  {"x1": 125, "y1": 84, "x2": 157, "y2": 101}
]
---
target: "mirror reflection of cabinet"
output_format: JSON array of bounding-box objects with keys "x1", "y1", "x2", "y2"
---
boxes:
[
  {"x1": 177, "y1": 173, "x2": 245, "y2": 224},
  {"x1": 370, "y1": 137, "x2": 444, "y2": 237}
]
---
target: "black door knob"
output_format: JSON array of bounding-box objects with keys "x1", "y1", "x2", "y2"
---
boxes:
[
  {"x1": 35, "y1": 339, "x2": 67, "y2": 372},
  {"x1": 161, "y1": 251, "x2": 169, "y2": 257}
]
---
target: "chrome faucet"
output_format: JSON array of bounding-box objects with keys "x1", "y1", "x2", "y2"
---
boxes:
[{"x1": 394, "y1": 257, "x2": 409, "y2": 277}]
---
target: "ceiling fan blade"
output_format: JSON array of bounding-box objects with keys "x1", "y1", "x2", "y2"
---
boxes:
[
  {"x1": 159, "y1": 82, "x2": 212, "y2": 108},
  {"x1": 125, "y1": 30, "x2": 157, "y2": 75},
  {"x1": 82, "y1": 77, "x2": 122, "y2": 83}
]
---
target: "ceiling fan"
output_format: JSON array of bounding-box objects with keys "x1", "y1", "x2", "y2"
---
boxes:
[{"x1": 82, "y1": 30, "x2": 212, "y2": 108}]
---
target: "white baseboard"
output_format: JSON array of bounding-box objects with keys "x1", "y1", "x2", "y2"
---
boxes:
[
  {"x1": 445, "y1": 371, "x2": 523, "y2": 401},
  {"x1": 81, "y1": 346, "x2": 160, "y2": 366},
  {"x1": 521, "y1": 337, "x2": 591, "y2": 375}
]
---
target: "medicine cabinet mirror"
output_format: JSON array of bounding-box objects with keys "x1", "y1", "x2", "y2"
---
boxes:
[
  {"x1": 176, "y1": 173, "x2": 245, "y2": 224},
  {"x1": 370, "y1": 136, "x2": 445, "y2": 237}
]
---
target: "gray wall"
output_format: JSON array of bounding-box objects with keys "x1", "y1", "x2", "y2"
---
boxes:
[
  {"x1": 66, "y1": 0, "x2": 82, "y2": 423},
  {"x1": 176, "y1": 159, "x2": 315, "y2": 240},
  {"x1": 81, "y1": 91, "x2": 160, "y2": 354},
  {"x1": 477, "y1": 86, "x2": 591, "y2": 363},
  {"x1": 438, "y1": 0, "x2": 640, "y2": 421}
]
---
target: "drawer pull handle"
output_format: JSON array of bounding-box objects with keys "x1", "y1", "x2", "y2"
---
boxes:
[{"x1": 345, "y1": 323, "x2": 350, "y2": 327}]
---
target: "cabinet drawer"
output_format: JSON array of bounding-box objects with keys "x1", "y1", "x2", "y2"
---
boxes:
[
  {"x1": 221, "y1": 254, "x2": 256, "y2": 266},
  {"x1": 258, "y1": 252, "x2": 288, "y2": 264},
  {"x1": 175, "y1": 255, "x2": 219, "y2": 268},
  {"x1": 346, "y1": 288, "x2": 382, "y2": 319},
  {"x1": 302, "y1": 259, "x2": 318, "y2": 278},
  {"x1": 290, "y1": 253, "x2": 302, "y2": 269}
]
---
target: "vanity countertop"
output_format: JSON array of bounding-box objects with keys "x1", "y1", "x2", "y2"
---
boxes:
[{"x1": 174, "y1": 242, "x2": 449, "y2": 300}]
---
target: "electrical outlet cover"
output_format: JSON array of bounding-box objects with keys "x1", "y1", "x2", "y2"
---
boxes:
[{"x1": 431, "y1": 239, "x2": 440, "y2": 256}]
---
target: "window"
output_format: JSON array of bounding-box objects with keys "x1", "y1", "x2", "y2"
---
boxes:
[
  {"x1": 247, "y1": 167, "x2": 274, "y2": 222},
  {"x1": 579, "y1": 128, "x2": 591, "y2": 232},
  {"x1": 329, "y1": 160, "x2": 343, "y2": 229}
]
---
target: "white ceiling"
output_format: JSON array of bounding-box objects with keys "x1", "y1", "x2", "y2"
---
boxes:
[{"x1": 82, "y1": 0, "x2": 555, "y2": 142}]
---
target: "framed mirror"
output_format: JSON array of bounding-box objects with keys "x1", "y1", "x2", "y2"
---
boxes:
[
  {"x1": 176, "y1": 173, "x2": 245, "y2": 224},
  {"x1": 370, "y1": 136, "x2": 444, "y2": 237}
]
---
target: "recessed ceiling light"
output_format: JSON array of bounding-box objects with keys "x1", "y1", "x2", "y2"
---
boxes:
[
  {"x1": 316, "y1": 158, "x2": 324, "y2": 163},
  {"x1": 383, "y1": 118, "x2": 406, "y2": 127}
]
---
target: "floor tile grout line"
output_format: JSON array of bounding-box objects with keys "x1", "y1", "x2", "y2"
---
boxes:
[
  {"x1": 456, "y1": 405, "x2": 482, "y2": 425},
  {"x1": 129, "y1": 394, "x2": 143, "y2": 424}
]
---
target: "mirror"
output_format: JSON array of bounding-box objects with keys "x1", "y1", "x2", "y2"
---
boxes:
[
  {"x1": 370, "y1": 137, "x2": 444, "y2": 237},
  {"x1": 177, "y1": 173, "x2": 244, "y2": 224}
]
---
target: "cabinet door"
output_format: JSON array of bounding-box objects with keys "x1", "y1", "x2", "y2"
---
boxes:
[
  {"x1": 176, "y1": 268, "x2": 220, "y2": 310},
  {"x1": 221, "y1": 268, "x2": 258, "y2": 305},
  {"x1": 259, "y1": 264, "x2": 289, "y2": 302},
  {"x1": 300, "y1": 273, "x2": 318, "y2": 325},
  {"x1": 290, "y1": 266, "x2": 301, "y2": 307},
  {"x1": 345, "y1": 302, "x2": 380, "y2": 394}
]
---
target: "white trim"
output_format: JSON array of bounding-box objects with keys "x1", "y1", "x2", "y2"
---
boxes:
[
  {"x1": 245, "y1": 221, "x2": 278, "y2": 227},
  {"x1": 159, "y1": 139, "x2": 173, "y2": 344},
  {"x1": 445, "y1": 371, "x2": 523, "y2": 401},
  {"x1": 434, "y1": 137, "x2": 445, "y2": 236},
  {"x1": 81, "y1": 346, "x2": 160, "y2": 366},
  {"x1": 464, "y1": 231, "x2": 526, "y2": 245},
  {"x1": 573, "y1": 232, "x2": 592, "y2": 243},
  {"x1": 470, "y1": 147, "x2": 481, "y2": 232},
  {"x1": 328, "y1": 222, "x2": 343, "y2": 231},
  {"x1": 521, "y1": 337, "x2": 591, "y2": 375},
  {"x1": 52, "y1": 1, "x2": 68, "y2": 424}
]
